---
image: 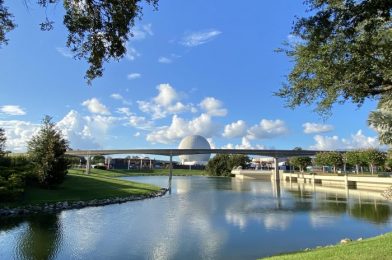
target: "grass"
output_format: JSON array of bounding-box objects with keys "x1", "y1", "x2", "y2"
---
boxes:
[
  {"x1": 75, "y1": 167, "x2": 207, "y2": 177},
  {"x1": 262, "y1": 232, "x2": 392, "y2": 260},
  {"x1": 1, "y1": 169, "x2": 161, "y2": 208}
]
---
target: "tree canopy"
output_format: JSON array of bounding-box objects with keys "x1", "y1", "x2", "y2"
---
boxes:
[
  {"x1": 276, "y1": 0, "x2": 392, "y2": 144},
  {"x1": 0, "y1": 0, "x2": 158, "y2": 83}
]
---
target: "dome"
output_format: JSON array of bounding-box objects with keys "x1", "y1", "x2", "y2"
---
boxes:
[{"x1": 178, "y1": 135, "x2": 211, "y2": 165}]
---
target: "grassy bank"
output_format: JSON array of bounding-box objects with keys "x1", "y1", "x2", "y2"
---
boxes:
[
  {"x1": 71, "y1": 168, "x2": 207, "y2": 177},
  {"x1": 1, "y1": 169, "x2": 161, "y2": 208},
  {"x1": 263, "y1": 232, "x2": 392, "y2": 260}
]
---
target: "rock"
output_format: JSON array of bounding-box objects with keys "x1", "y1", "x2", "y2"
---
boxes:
[{"x1": 340, "y1": 238, "x2": 352, "y2": 244}]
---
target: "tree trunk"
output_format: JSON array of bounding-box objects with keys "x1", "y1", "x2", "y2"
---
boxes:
[
  {"x1": 370, "y1": 164, "x2": 374, "y2": 175},
  {"x1": 356, "y1": 164, "x2": 359, "y2": 174}
]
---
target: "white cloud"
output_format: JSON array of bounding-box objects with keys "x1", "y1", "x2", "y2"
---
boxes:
[
  {"x1": 56, "y1": 47, "x2": 73, "y2": 58},
  {"x1": 129, "y1": 24, "x2": 153, "y2": 41},
  {"x1": 82, "y1": 98, "x2": 110, "y2": 115},
  {"x1": 0, "y1": 120, "x2": 39, "y2": 151},
  {"x1": 199, "y1": 97, "x2": 227, "y2": 117},
  {"x1": 222, "y1": 137, "x2": 265, "y2": 150},
  {"x1": 207, "y1": 138, "x2": 216, "y2": 149},
  {"x1": 223, "y1": 120, "x2": 247, "y2": 138},
  {"x1": 126, "y1": 47, "x2": 141, "y2": 61},
  {"x1": 247, "y1": 119, "x2": 288, "y2": 139},
  {"x1": 57, "y1": 110, "x2": 119, "y2": 149},
  {"x1": 127, "y1": 73, "x2": 141, "y2": 80},
  {"x1": 0, "y1": 105, "x2": 26, "y2": 116},
  {"x1": 180, "y1": 29, "x2": 222, "y2": 47},
  {"x1": 310, "y1": 130, "x2": 381, "y2": 150},
  {"x1": 110, "y1": 93, "x2": 123, "y2": 100},
  {"x1": 158, "y1": 57, "x2": 172, "y2": 64},
  {"x1": 137, "y1": 84, "x2": 193, "y2": 119},
  {"x1": 128, "y1": 115, "x2": 154, "y2": 130},
  {"x1": 146, "y1": 114, "x2": 219, "y2": 144},
  {"x1": 303, "y1": 122, "x2": 334, "y2": 134},
  {"x1": 134, "y1": 132, "x2": 141, "y2": 137},
  {"x1": 117, "y1": 107, "x2": 133, "y2": 116}
]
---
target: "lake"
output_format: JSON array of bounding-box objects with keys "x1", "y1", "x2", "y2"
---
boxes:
[{"x1": 1, "y1": 176, "x2": 391, "y2": 259}]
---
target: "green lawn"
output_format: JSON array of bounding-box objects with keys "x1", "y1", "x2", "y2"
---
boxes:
[
  {"x1": 72, "y1": 167, "x2": 207, "y2": 177},
  {"x1": 1, "y1": 169, "x2": 161, "y2": 207},
  {"x1": 263, "y1": 232, "x2": 392, "y2": 260}
]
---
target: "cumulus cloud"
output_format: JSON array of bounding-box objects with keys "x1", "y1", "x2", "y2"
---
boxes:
[
  {"x1": 57, "y1": 110, "x2": 119, "y2": 149},
  {"x1": 303, "y1": 122, "x2": 334, "y2": 134},
  {"x1": 117, "y1": 107, "x2": 133, "y2": 116},
  {"x1": 146, "y1": 114, "x2": 220, "y2": 144},
  {"x1": 137, "y1": 84, "x2": 194, "y2": 119},
  {"x1": 222, "y1": 137, "x2": 265, "y2": 150},
  {"x1": 199, "y1": 97, "x2": 227, "y2": 117},
  {"x1": 0, "y1": 105, "x2": 26, "y2": 116},
  {"x1": 110, "y1": 93, "x2": 123, "y2": 100},
  {"x1": 247, "y1": 119, "x2": 288, "y2": 139},
  {"x1": 310, "y1": 130, "x2": 381, "y2": 150},
  {"x1": 127, "y1": 73, "x2": 141, "y2": 80},
  {"x1": 222, "y1": 120, "x2": 247, "y2": 138},
  {"x1": 0, "y1": 120, "x2": 39, "y2": 151},
  {"x1": 180, "y1": 29, "x2": 222, "y2": 47},
  {"x1": 128, "y1": 115, "x2": 154, "y2": 130},
  {"x1": 82, "y1": 98, "x2": 110, "y2": 115}
]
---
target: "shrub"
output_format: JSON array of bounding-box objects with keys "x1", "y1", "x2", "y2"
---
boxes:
[{"x1": 206, "y1": 154, "x2": 250, "y2": 176}]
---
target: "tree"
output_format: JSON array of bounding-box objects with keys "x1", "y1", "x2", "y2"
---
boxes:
[
  {"x1": 368, "y1": 93, "x2": 392, "y2": 145},
  {"x1": 315, "y1": 152, "x2": 343, "y2": 173},
  {"x1": 289, "y1": 156, "x2": 312, "y2": 172},
  {"x1": 276, "y1": 0, "x2": 392, "y2": 143},
  {"x1": 206, "y1": 154, "x2": 250, "y2": 177},
  {"x1": 0, "y1": 127, "x2": 6, "y2": 156},
  {"x1": 0, "y1": 0, "x2": 159, "y2": 84},
  {"x1": 345, "y1": 150, "x2": 365, "y2": 174},
  {"x1": 28, "y1": 116, "x2": 69, "y2": 187},
  {"x1": 92, "y1": 155, "x2": 105, "y2": 164},
  {"x1": 362, "y1": 148, "x2": 386, "y2": 175}
]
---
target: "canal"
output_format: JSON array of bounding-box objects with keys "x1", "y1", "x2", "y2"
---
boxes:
[{"x1": 1, "y1": 176, "x2": 391, "y2": 259}]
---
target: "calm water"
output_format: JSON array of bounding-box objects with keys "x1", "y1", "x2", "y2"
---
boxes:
[{"x1": 1, "y1": 176, "x2": 391, "y2": 260}]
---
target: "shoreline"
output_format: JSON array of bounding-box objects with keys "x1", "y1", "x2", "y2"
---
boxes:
[{"x1": 0, "y1": 188, "x2": 168, "y2": 218}]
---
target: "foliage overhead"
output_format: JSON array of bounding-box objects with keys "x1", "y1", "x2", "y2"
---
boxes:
[
  {"x1": 276, "y1": 0, "x2": 392, "y2": 115},
  {"x1": 27, "y1": 116, "x2": 69, "y2": 187},
  {"x1": 0, "y1": 0, "x2": 159, "y2": 84},
  {"x1": 368, "y1": 93, "x2": 392, "y2": 145}
]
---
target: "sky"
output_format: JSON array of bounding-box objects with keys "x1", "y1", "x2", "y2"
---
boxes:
[{"x1": 0, "y1": 0, "x2": 383, "y2": 155}]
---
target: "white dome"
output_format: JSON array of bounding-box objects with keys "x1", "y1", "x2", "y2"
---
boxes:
[{"x1": 178, "y1": 135, "x2": 211, "y2": 165}]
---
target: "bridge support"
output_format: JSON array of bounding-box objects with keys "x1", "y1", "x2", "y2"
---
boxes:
[
  {"x1": 86, "y1": 155, "x2": 91, "y2": 174},
  {"x1": 168, "y1": 154, "x2": 173, "y2": 191},
  {"x1": 273, "y1": 157, "x2": 280, "y2": 181}
]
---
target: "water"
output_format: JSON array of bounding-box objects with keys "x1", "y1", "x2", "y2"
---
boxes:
[{"x1": 1, "y1": 176, "x2": 391, "y2": 259}]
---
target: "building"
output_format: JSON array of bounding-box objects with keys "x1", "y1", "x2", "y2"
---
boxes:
[{"x1": 178, "y1": 135, "x2": 211, "y2": 165}]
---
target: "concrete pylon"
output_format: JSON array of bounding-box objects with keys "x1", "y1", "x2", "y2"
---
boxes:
[
  {"x1": 273, "y1": 157, "x2": 280, "y2": 181},
  {"x1": 86, "y1": 155, "x2": 91, "y2": 174},
  {"x1": 168, "y1": 153, "x2": 173, "y2": 191}
]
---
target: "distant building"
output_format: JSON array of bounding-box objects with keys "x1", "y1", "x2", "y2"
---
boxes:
[{"x1": 178, "y1": 135, "x2": 211, "y2": 165}]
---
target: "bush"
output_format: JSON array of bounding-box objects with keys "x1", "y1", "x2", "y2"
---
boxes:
[
  {"x1": 206, "y1": 154, "x2": 250, "y2": 176},
  {"x1": 0, "y1": 174, "x2": 25, "y2": 202}
]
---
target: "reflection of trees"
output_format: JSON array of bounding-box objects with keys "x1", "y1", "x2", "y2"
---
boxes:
[
  {"x1": 0, "y1": 217, "x2": 25, "y2": 232},
  {"x1": 17, "y1": 214, "x2": 62, "y2": 260},
  {"x1": 350, "y1": 203, "x2": 391, "y2": 224}
]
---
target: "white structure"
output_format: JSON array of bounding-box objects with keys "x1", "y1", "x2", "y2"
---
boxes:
[{"x1": 178, "y1": 135, "x2": 211, "y2": 165}]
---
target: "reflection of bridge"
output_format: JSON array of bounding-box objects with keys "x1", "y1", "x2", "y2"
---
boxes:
[{"x1": 65, "y1": 149, "x2": 329, "y2": 184}]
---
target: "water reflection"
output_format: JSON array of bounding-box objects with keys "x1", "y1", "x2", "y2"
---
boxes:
[{"x1": 0, "y1": 176, "x2": 391, "y2": 260}]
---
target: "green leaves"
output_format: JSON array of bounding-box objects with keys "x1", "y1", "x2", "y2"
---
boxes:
[
  {"x1": 0, "y1": 0, "x2": 15, "y2": 46},
  {"x1": 206, "y1": 154, "x2": 250, "y2": 176},
  {"x1": 276, "y1": 0, "x2": 392, "y2": 117},
  {"x1": 27, "y1": 116, "x2": 69, "y2": 187}
]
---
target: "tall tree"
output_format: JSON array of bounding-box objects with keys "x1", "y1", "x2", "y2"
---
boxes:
[
  {"x1": 0, "y1": 0, "x2": 159, "y2": 84},
  {"x1": 362, "y1": 148, "x2": 386, "y2": 175},
  {"x1": 289, "y1": 156, "x2": 312, "y2": 172},
  {"x1": 345, "y1": 150, "x2": 365, "y2": 174},
  {"x1": 276, "y1": 0, "x2": 392, "y2": 143},
  {"x1": 28, "y1": 116, "x2": 69, "y2": 187},
  {"x1": 0, "y1": 127, "x2": 6, "y2": 156}
]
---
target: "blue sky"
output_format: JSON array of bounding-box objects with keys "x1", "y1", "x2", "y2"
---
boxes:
[{"x1": 0, "y1": 0, "x2": 381, "y2": 153}]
